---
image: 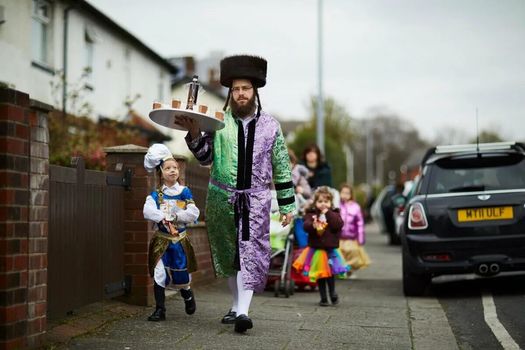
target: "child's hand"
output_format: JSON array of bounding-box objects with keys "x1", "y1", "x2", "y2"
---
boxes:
[{"x1": 313, "y1": 218, "x2": 327, "y2": 234}]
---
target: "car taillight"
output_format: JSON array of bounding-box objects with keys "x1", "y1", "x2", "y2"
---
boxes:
[{"x1": 408, "y1": 202, "x2": 428, "y2": 230}]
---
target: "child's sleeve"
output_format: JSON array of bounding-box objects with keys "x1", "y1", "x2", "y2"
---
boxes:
[
  {"x1": 326, "y1": 209, "x2": 344, "y2": 233},
  {"x1": 302, "y1": 212, "x2": 316, "y2": 235},
  {"x1": 171, "y1": 187, "x2": 200, "y2": 223},
  {"x1": 143, "y1": 195, "x2": 164, "y2": 222}
]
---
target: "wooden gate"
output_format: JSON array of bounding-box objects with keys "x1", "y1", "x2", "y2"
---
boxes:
[{"x1": 47, "y1": 158, "x2": 125, "y2": 318}]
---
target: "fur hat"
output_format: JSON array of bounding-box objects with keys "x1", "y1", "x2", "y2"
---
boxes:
[
  {"x1": 144, "y1": 144, "x2": 174, "y2": 172},
  {"x1": 220, "y1": 55, "x2": 267, "y2": 88}
]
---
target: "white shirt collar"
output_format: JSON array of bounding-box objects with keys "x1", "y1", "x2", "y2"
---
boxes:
[{"x1": 162, "y1": 182, "x2": 180, "y2": 192}]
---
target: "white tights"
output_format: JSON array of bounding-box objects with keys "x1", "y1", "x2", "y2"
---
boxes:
[{"x1": 227, "y1": 271, "x2": 254, "y2": 316}]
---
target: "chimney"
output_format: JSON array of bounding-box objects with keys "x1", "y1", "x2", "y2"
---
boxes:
[
  {"x1": 208, "y1": 68, "x2": 221, "y2": 89},
  {"x1": 184, "y1": 57, "x2": 195, "y2": 76}
]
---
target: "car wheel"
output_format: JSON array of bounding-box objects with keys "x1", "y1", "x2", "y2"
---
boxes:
[{"x1": 402, "y1": 250, "x2": 429, "y2": 296}]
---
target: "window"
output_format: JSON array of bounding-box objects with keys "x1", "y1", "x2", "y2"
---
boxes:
[
  {"x1": 428, "y1": 154, "x2": 525, "y2": 193},
  {"x1": 84, "y1": 26, "x2": 96, "y2": 86},
  {"x1": 32, "y1": 0, "x2": 51, "y2": 64}
]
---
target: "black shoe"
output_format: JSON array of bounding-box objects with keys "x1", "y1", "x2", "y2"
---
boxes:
[
  {"x1": 234, "y1": 314, "x2": 253, "y2": 333},
  {"x1": 330, "y1": 294, "x2": 339, "y2": 305},
  {"x1": 180, "y1": 289, "x2": 196, "y2": 315},
  {"x1": 147, "y1": 308, "x2": 166, "y2": 322},
  {"x1": 319, "y1": 299, "x2": 330, "y2": 307},
  {"x1": 221, "y1": 309, "x2": 237, "y2": 324}
]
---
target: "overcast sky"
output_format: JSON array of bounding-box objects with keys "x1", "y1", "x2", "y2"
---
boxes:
[{"x1": 88, "y1": 0, "x2": 525, "y2": 142}]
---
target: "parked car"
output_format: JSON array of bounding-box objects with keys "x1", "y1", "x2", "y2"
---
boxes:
[
  {"x1": 400, "y1": 141, "x2": 525, "y2": 296},
  {"x1": 370, "y1": 185, "x2": 398, "y2": 244},
  {"x1": 393, "y1": 178, "x2": 419, "y2": 243}
]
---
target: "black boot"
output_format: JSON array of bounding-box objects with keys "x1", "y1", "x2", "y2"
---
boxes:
[
  {"x1": 148, "y1": 283, "x2": 166, "y2": 321},
  {"x1": 327, "y1": 276, "x2": 338, "y2": 305},
  {"x1": 221, "y1": 309, "x2": 237, "y2": 324},
  {"x1": 318, "y1": 278, "x2": 329, "y2": 306},
  {"x1": 234, "y1": 314, "x2": 253, "y2": 333},
  {"x1": 147, "y1": 308, "x2": 166, "y2": 321},
  {"x1": 180, "y1": 288, "x2": 196, "y2": 315}
]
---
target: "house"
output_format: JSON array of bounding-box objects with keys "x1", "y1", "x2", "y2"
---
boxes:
[{"x1": 0, "y1": 0, "x2": 179, "y2": 148}]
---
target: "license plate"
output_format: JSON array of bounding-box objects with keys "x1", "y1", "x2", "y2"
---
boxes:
[{"x1": 457, "y1": 206, "x2": 513, "y2": 222}]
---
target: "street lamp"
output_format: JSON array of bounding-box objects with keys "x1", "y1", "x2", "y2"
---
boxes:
[
  {"x1": 343, "y1": 144, "x2": 354, "y2": 185},
  {"x1": 376, "y1": 152, "x2": 387, "y2": 186},
  {"x1": 316, "y1": 0, "x2": 324, "y2": 155}
]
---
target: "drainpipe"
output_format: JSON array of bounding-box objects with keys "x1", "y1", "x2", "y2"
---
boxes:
[{"x1": 62, "y1": 5, "x2": 73, "y2": 117}]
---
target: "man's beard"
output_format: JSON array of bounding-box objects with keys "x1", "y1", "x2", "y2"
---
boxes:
[{"x1": 230, "y1": 93, "x2": 256, "y2": 118}]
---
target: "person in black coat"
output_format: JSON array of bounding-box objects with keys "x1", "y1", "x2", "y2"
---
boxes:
[{"x1": 302, "y1": 144, "x2": 333, "y2": 189}]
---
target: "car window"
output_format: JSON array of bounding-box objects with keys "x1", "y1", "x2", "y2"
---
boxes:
[{"x1": 427, "y1": 153, "x2": 525, "y2": 194}]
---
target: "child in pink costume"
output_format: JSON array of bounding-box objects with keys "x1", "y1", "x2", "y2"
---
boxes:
[{"x1": 339, "y1": 184, "x2": 370, "y2": 274}]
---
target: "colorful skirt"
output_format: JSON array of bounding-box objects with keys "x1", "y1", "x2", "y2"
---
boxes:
[{"x1": 292, "y1": 247, "x2": 351, "y2": 282}]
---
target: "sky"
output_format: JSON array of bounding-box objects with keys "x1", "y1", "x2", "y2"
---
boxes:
[{"x1": 88, "y1": 0, "x2": 525, "y2": 143}]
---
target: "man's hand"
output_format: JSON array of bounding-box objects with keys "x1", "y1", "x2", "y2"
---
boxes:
[
  {"x1": 176, "y1": 116, "x2": 201, "y2": 139},
  {"x1": 280, "y1": 212, "x2": 294, "y2": 227}
]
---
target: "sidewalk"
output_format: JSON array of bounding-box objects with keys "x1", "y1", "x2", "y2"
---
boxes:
[{"x1": 46, "y1": 224, "x2": 457, "y2": 349}]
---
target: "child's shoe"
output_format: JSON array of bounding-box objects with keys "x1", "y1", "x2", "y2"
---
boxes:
[
  {"x1": 221, "y1": 309, "x2": 237, "y2": 324},
  {"x1": 180, "y1": 288, "x2": 196, "y2": 315},
  {"x1": 330, "y1": 294, "x2": 339, "y2": 305},
  {"x1": 147, "y1": 308, "x2": 166, "y2": 321},
  {"x1": 319, "y1": 299, "x2": 330, "y2": 307}
]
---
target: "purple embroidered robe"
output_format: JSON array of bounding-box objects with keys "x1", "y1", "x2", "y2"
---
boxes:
[{"x1": 186, "y1": 109, "x2": 295, "y2": 292}]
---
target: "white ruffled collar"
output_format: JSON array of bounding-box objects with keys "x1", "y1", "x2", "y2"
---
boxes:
[{"x1": 161, "y1": 182, "x2": 183, "y2": 196}]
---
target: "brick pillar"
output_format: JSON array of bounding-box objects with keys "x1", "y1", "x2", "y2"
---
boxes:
[
  {"x1": 104, "y1": 145, "x2": 187, "y2": 306},
  {"x1": 0, "y1": 88, "x2": 51, "y2": 349}
]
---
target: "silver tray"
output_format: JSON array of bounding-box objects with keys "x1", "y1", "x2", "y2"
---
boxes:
[{"x1": 149, "y1": 108, "x2": 225, "y2": 132}]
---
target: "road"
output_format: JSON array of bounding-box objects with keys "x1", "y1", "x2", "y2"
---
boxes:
[{"x1": 64, "y1": 222, "x2": 524, "y2": 349}]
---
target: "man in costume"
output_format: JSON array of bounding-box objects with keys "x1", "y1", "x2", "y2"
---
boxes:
[{"x1": 179, "y1": 54, "x2": 295, "y2": 333}]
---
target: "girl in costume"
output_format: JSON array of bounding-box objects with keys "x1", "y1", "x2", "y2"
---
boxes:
[
  {"x1": 143, "y1": 144, "x2": 200, "y2": 321},
  {"x1": 339, "y1": 184, "x2": 370, "y2": 276},
  {"x1": 293, "y1": 187, "x2": 350, "y2": 306}
]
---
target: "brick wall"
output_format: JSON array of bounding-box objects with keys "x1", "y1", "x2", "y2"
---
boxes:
[{"x1": 0, "y1": 88, "x2": 51, "y2": 349}]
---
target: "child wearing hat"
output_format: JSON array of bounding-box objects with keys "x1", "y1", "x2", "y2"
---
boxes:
[{"x1": 143, "y1": 144, "x2": 200, "y2": 321}]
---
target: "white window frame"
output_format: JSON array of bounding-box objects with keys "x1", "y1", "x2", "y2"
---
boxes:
[
  {"x1": 84, "y1": 25, "x2": 96, "y2": 87},
  {"x1": 31, "y1": 0, "x2": 52, "y2": 65}
]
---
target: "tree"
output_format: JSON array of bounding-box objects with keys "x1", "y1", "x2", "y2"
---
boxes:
[
  {"x1": 49, "y1": 67, "x2": 94, "y2": 117},
  {"x1": 433, "y1": 126, "x2": 469, "y2": 145},
  {"x1": 351, "y1": 109, "x2": 429, "y2": 186},
  {"x1": 469, "y1": 130, "x2": 503, "y2": 143},
  {"x1": 288, "y1": 97, "x2": 354, "y2": 188}
]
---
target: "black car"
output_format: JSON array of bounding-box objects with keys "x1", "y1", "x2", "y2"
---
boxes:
[{"x1": 400, "y1": 141, "x2": 525, "y2": 296}]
